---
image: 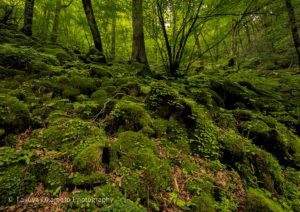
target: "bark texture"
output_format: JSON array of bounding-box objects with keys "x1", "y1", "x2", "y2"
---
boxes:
[
  {"x1": 285, "y1": 0, "x2": 300, "y2": 69},
  {"x1": 50, "y1": 0, "x2": 62, "y2": 42},
  {"x1": 22, "y1": 0, "x2": 35, "y2": 36},
  {"x1": 132, "y1": 0, "x2": 148, "y2": 66},
  {"x1": 82, "y1": 0, "x2": 105, "y2": 63}
]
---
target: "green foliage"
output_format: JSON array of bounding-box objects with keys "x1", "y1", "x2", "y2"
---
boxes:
[
  {"x1": 0, "y1": 94, "x2": 31, "y2": 136},
  {"x1": 0, "y1": 147, "x2": 37, "y2": 205},
  {"x1": 29, "y1": 156, "x2": 69, "y2": 194},
  {"x1": 190, "y1": 121, "x2": 220, "y2": 159},
  {"x1": 101, "y1": 197, "x2": 146, "y2": 212}
]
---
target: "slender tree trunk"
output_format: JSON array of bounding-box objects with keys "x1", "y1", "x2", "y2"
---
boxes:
[
  {"x1": 22, "y1": 0, "x2": 35, "y2": 36},
  {"x1": 51, "y1": 0, "x2": 62, "y2": 42},
  {"x1": 131, "y1": 0, "x2": 148, "y2": 66},
  {"x1": 195, "y1": 34, "x2": 204, "y2": 69},
  {"x1": 284, "y1": 0, "x2": 300, "y2": 69},
  {"x1": 82, "y1": 0, "x2": 106, "y2": 62},
  {"x1": 111, "y1": 14, "x2": 116, "y2": 59}
]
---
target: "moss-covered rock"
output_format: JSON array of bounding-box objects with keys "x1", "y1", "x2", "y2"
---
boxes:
[
  {"x1": 70, "y1": 173, "x2": 108, "y2": 188},
  {"x1": 110, "y1": 132, "x2": 171, "y2": 197},
  {"x1": 91, "y1": 89, "x2": 108, "y2": 107},
  {"x1": 89, "y1": 64, "x2": 112, "y2": 78},
  {"x1": 107, "y1": 100, "x2": 151, "y2": 133},
  {"x1": 245, "y1": 188, "x2": 285, "y2": 212},
  {"x1": 0, "y1": 94, "x2": 31, "y2": 136},
  {"x1": 73, "y1": 143, "x2": 105, "y2": 174},
  {"x1": 239, "y1": 118, "x2": 300, "y2": 168},
  {"x1": 219, "y1": 130, "x2": 285, "y2": 195},
  {"x1": 37, "y1": 45, "x2": 73, "y2": 65},
  {"x1": 26, "y1": 118, "x2": 106, "y2": 154},
  {"x1": 0, "y1": 44, "x2": 59, "y2": 73}
]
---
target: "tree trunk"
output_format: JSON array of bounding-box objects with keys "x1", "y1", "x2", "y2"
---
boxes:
[
  {"x1": 284, "y1": 0, "x2": 300, "y2": 69},
  {"x1": 50, "y1": 0, "x2": 62, "y2": 42},
  {"x1": 111, "y1": 14, "x2": 116, "y2": 59},
  {"x1": 131, "y1": 0, "x2": 148, "y2": 66},
  {"x1": 82, "y1": 0, "x2": 106, "y2": 62},
  {"x1": 22, "y1": 0, "x2": 35, "y2": 36},
  {"x1": 195, "y1": 34, "x2": 204, "y2": 69}
]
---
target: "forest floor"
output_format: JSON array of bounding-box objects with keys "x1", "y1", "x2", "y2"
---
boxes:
[{"x1": 0, "y1": 27, "x2": 299, "y2": 211}]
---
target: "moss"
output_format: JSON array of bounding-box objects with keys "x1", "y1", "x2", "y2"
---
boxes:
[
  {"x1": 190, "y1": 87, "x2": 225, "y2": 110},
  {"x1": 130, "y1": 62, "x2": 152, "y2": 77},
  {"x1": 219, "y1": 130, "x2": 285, "y2": 195},
  {"x1": 0, "y1": 147, "x2": 37, "y2": 205},
  {"x1": 190, "y1": 121, "x2": 220, "y2": 159},
  {"x1": 215, "y1": 110, "x2": 238, "y2": 130},
  {"x1": 73, "y1": 142, "x2": 104, "y2": 174},
  {"x1": 0, "y1": 94, "x2": 31, "y2": 135},
  {"x1": 29, "y1": 156, "x2": 69, "y2": 191},
  {"x1": 0, "y1": 44, "x2": 59, "y2": 72},
  {"x1": 68, "y1": 76, "x2": 99, "y2": 95},
  {"x1": 210, "y1": 80, "x2": 256, "y2": 110},
  {"x1": 240, "y1": 118, "x2": 300, "y2": 168},
  {"x1": 0, "y1": 65, "x2": 25, "y2": 78},
  {"x1": 37, "y1": 46, "x2": 73, "y2": 65},
  {"x1": 108, "y1": 100, "x2": 151, "y2": 133},
  {"x1": 89, "y1": 64, "x2": 112, "y2": 78},
  {"x1": 86, "y1": 48, "x2": 106, "y2": 63},
  {"x1": 91, "y1": 89, "x2": 108, "y2": 107},
  {"x1": 101, "y1": 197, "x2": 146, "y2": 211},
  {"x1": 28, "y1": 118, "x2": 106, "y2": 153},
  {"x1": 111, "y1": 132, "x2": 171, "y2": 195},
  {"x1": 245, "y1": 188, "x2": 285, "y2": 212},
  {"x1": 70, "y1": 173, "x2": 108, "y2": 188},
  {"x1": 146, "y1": 82, "x2": 183, "y2": 119},
  {"x1": 62, "y1": 87, "x2": 81, "y2": 101},
  {"x1": 191, "y1": 193, "x2": 217, "y2": 212}
]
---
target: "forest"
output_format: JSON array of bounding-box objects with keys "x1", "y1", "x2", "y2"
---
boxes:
[{"x1": 0, "y1": 0, "x2": 299, "y2": 211}]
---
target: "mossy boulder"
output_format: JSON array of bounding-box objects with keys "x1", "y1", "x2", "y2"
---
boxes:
[
  {"x1": 89, "y1": 64, "x2": 112, "y2": 78},
  {"x1": 110, "y1": 132, "x2": 171, "y2": 196},
  {"x1": 37, "y1": 45, "x2": 73, "y2": 65},
  {"x1": 240, "y1": 119, "x2": 300, "y2": 168},
  {"x1": 146, "y1": 82, "x2": 183, "y2": 119},
  {"x1": 0, "y1": 44, "x2": 59, "y2": 72},
  {"x1": 107, "y1": 100, "x2": 151, "y2": 133},
  {"x1": 219, "y1": 130, "x2": 285, "y2": 195},
  {"x1": 27, "y1": 118, "x2": 106, "y2": 153},
  {"x1": 245, "y1": 188, "x2": 285, "y2": 212},
  {"x1": 90, "y1": 89, "x2": 108, "y2": 107},
  {"x1": 0, "y1": 94, "x2": 31, "y2": 136},
  {"x1": 73, "y1": 143, "x2": 105, "y2": 174},
  {"x1": 70, "y1": 173, "x2": 108, "y2": 188}
]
